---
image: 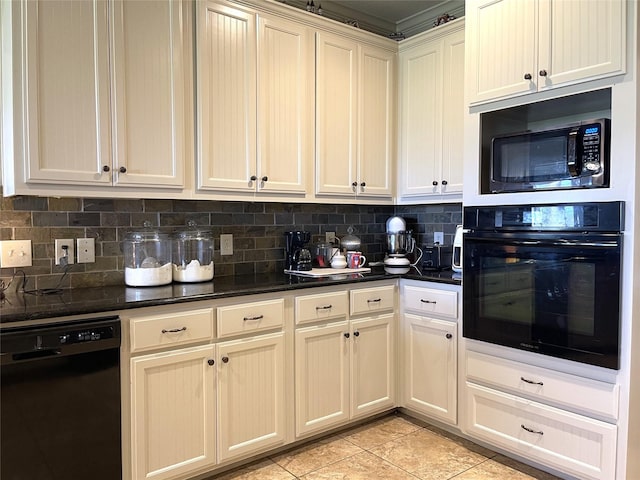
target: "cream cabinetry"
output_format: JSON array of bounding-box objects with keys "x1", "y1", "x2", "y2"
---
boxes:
[
  {"x1": 125, "y1": 297, "x2": 287, "y2": 480},
  {"x1": 398, "y1": 20, "x2": 465, "y2": 200},
  {"x1": 196, "y1": 1, "x2": 313, "y2": 196},
  {"x1": 401, "y1": 282, "x2": 459, "y2": 425},
  {"x1": 315, "y1": 31, "x2": 395, "y2": 199},
  {"x1": 464, "y1": 350, "x2": 618, "y2": 479},
  {"x1": 466, "y1": 0, "x2": 626, "y2": 105},
  {"x1": 2, "y1": 0, "x2": 189, "y2": 195},
  {"x1": 295, "y1": 284, "x2": 396, "y2": 436}
]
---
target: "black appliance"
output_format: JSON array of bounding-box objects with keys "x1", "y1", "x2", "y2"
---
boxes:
[
  {"x1": 489, "y1": 118, "x2": 610, "y2": 193},
  {"x1": 422, "y1": 244, "x2": 452, "y2": 271},
  {"x1": 1, "y1": 317, "x2": 122, "y2": 479},
  {"x1": 463, "y1": 201, "x2": 623, "y2": 370},
  {"x1": 284, "y1": 231, "x2": 312, "y2": 271}
]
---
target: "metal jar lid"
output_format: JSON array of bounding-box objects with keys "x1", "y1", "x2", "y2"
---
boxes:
[{"x1": 340, "y1": 226, "x2": 361, "y2": 250}]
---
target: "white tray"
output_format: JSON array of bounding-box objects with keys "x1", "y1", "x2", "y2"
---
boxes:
[{"x1": 285, "y1": 267, "x2": 371, "y2": 277}]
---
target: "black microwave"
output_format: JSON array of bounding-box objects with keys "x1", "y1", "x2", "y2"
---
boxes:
[{"x1": 489, "y1": 118, "x2": 610, "y2": 193}]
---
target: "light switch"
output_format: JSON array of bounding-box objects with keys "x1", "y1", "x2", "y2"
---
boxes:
[{"x1": 0, "y1": 240, "x2": 33, "y2": 268}]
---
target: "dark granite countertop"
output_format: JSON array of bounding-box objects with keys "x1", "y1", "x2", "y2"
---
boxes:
[{"x1": 0, "y1": 267, "x2": 461, "y2": 326}]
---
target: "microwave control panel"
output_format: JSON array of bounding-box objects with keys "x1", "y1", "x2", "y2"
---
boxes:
[{"x1": 581, "y1": 124, "x2": 602, "y2": 173}]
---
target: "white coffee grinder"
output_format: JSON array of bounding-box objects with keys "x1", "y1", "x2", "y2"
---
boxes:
[{"x1": 384, "y1": 216, "x2": 422, "y2": 273}]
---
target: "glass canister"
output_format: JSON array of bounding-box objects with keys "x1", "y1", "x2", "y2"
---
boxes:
[
  {"x1": 172, "y1": 222, "x2": 214, "y2": 282},
  {"x1": 123, "y1": 224, "x2": 172, "y2": 287}
]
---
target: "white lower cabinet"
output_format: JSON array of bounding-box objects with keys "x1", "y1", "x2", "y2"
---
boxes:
[
  {"x1": 466, "y1": 383, "x2": 617, "y2": 480},
  {"x1": 464, "y1": 350, "x2": 619, "y2": 480},
  {"x1": 400, "y1": 282, "x2": 459, "y2": 425},
  {"x1": 217, "y1": 333, "x2": 285, "y2": 462},
  {"x1": 295, "y1": 285, "x2": 396, "y2": 437},
  {"x1": 131, "y1": 345, "x2": 217, "y2": 480}
]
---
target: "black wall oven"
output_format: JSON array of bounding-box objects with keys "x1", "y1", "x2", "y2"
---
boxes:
[{"x1": 463, "y1": 202, "x2": 623, "y2": 370}]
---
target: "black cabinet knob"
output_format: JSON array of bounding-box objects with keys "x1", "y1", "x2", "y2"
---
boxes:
[
  {"x1": 524, "y1": 73, "x2": 532, "y2": 80},
  {"x1": 119, "y1": 166, "x2": 127, "y2": 174},
  {"x1": 262, "y1": 176, "x2": 268, "y2": 182},
  {"x1": 539, "y1": 69, "x2": 548, "y2": 77},
  {"x1": 250, "y1": 175, "x2": 257, "y2": 181},
  {"x1": 442, "y1": 180, "x2": 448, "y2": 186},
  {"x1": 344, "y1": 332, "x2": 350, "y2": 339},
  {"x1": 360, "y1": 182, "x2": 366, "y2": 187},
  {"x1": 222, "y1": 356, "x2": 229, "y2": 363},
  {"x1": 351, "y1": 182, "x2": 358, "y2": 187},
  {"x1": 446, "y1": 333, "x2": 453, "y2": 339},
  {"x1": 102, "y1": 165, "x2": 110, "y2": 172},
  {"x1": 353, "y1": 331, "x2": 360, "y2": 337},
  {"x1": 432, "y1": 180, "x2": 438, "y2": 186},
  {"x1": 207, "y1": 359, "x2": 215, "y2": 366}
]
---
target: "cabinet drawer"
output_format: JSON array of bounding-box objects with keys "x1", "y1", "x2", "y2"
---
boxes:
[
  {"x1": 130, "y1": 308, "x2": 214, "y2": 353},
  {"x1": 466, "y1": 383, "x2": 616, "y2": 480},
  {"x1": 217, "y1": 298, "x2": 284, "y2": 338},
  {"x1": 295, "y1": 291, "x2": 348, "y2": 325},
  {"x1": 403, "y1": 285, "x2": 457, "y2": 319},
  {"x1": 350, "y1": 285, "x2": 395, "y2": 316},
  {"x1": 466, "y1": 351, "x2": 619, "y2": 420}
]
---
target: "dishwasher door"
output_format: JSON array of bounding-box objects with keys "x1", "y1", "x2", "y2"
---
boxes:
[{"x1": 1, "y1": 317, "x2": 122, "y2": 480}]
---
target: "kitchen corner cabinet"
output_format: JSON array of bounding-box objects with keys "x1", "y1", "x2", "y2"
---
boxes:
[
  {"x1": 398, "y1": 20, "x2": 464, "y2": 199},
  {"x1": 197, "y1": 1, "x2": 313, "y2": 195},
  {"x1": 466, "y1": 0, "x2": 626, "y2": 105},
  {"x1": 295, "y1": 285, "x2": 395, "y2": 437},
  {"x1": 315, "y1": 32, "x2": 395, "y2": 199},
  {"x1": 3, "y1": 0, "x2": 188, "y2": 193},
  {"x1": 401, "y1": 282, "x2": 459, "y2": 425}
]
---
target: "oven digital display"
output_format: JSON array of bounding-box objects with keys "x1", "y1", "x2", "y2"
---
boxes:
[{"x1": 531, "y1": 206, "x2": 582, "y2": 228}]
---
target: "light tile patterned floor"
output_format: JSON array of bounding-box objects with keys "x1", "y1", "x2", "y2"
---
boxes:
[{"x1": 208, "y1": 413, "x2": 562, "y2": 480}]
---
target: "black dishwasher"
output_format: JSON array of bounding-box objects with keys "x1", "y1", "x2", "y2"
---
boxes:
[{"x1": 1, "y1": 317, "x2": 122, "y2": 480}]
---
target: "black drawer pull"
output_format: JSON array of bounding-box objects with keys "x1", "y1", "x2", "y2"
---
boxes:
[
  {"x1": 367, "y1": 298, "x2": 381, "y2": 303},
  {"x1": 521, "y1": 424, "x2": 544, "y2": 435},
  {"x1": 520, "y1": 376, "x2": 544, "y2": 386},
  {"x1": 243, "y1": 315, "x2": 264, "y2": 321},
  {"x1": 420, "y1": 299, "x2": 436, "y2": 304},
  {"x1": 316, "y1": 305, "x2": 333, "y2": 310},
  {"x1": 162, "y1": 326, "x2": 187, "y2": 334}
]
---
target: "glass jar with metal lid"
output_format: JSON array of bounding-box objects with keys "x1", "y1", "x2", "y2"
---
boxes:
[
  {"x1": 122, "y1": 222, "x2": 172, "y2": 287},
  {"x1": 172, "y1": 221, "x2": 214, "y2": 282}
]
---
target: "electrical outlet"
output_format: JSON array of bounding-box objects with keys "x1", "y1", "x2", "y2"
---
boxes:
[
  {"x1": 0, "y1": 240, "x2": 32, "y2": 268},
  {"x1": 434, "y1": 231, "x2": 444, "y2": 244},
  {"x1": 77, "y1": 238, "x2": 96, "y2": 263},
  {"x1": 220, "y1": 234, "x2": 233, "y2": 256},
  {"x1": 55, "y1": 239, "x2": 75, "y2": 265},
  {"x1": 325, "y1": 232, "x2": 336, "y2": 243}
]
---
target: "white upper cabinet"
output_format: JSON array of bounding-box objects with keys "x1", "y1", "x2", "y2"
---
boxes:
[
  {"x1": 315, "y1": 31, "x2": 395, "y2": 199},
  {"x1": 466, "y1": 0, "x2": 626, "y2": 105},
  {"x1": 197, "y1": 1, "x2": 312, "y2": 195},
  {"x1": 6, "y1": 0, "x2": 188, "y2": 191},
  {"x1": 398, "y1": 20, "x2": 464, "y2": 200}
]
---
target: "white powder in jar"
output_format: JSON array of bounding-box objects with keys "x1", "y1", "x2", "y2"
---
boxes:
[
  {"x1": 125, "y1": 263, "x2": 173, "y2": 287},
  {"x1": 172, "y1": 260, "x2": 214, "y2": 282}
]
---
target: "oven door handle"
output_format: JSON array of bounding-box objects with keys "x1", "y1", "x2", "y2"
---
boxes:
[{"x1": 467, "y1": 237, "x2": 619, "y2": 248}]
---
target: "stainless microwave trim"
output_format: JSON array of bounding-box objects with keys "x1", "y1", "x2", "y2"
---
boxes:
[{"x1": 489, "y1": 118, "x2": 610, "y2": 194}]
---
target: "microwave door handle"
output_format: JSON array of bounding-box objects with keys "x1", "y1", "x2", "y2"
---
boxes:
[{"x1": 567, "y1": 128, "x2": 580, "y2": 176}]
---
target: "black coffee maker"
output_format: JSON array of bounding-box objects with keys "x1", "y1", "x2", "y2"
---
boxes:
[{"x1": 284, "y1": 231, "x2": 312, "y2": 271}]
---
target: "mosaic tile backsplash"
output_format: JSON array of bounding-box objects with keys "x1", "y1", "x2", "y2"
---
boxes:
[{"x1": 0, "y1": 191, "x2": 461, "y2": 290}]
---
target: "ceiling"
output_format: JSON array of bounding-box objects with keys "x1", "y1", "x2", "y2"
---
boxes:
[{"x1": 284, "y1": 0, "x2": 465, "y2": 38}]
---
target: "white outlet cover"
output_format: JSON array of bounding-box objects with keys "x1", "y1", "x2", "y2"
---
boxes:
[
  {"x1": 0, "y1": 240, "x2": 33, "y2": 268},
  {"x1": 77, "y1": 238, "x2": 96, "y2": 263}
]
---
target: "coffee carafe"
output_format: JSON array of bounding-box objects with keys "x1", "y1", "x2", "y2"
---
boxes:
[{"x1": 284, "y1": 231, "x2": 312, "y2": 271}]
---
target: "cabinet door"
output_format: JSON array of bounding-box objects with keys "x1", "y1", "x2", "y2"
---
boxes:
[
  {"x1": 197, "y1": 1, "x2": 256, "y2": 192},
  {"x1": 440, "y1": 28, "x2": 465, "y2": 195},
  {"x1": 295, "y1": 321, "x2": 350, "y2": 436},
  {"x1": 217, "y1": 333, "x2": 285, "y2": 462},
  {"x1": 466, "y1": 0, "x2": 537, "y2": 104},
  {"x1": 315, "y1": 32, "x2": 358, "y2": 196},
  {"x1": 23, "y1": 0, "x2": 111, "y2": 185},
  {"x1": 537, "y1": 0, "x2": 626, "y2": 90},
  {"x1": 398, "y1": 39, "x2": 443, "y2": 197},
  {"x1": 403, "y1": 313, "x2": 457, "y2": 424},
  {"x1": 111, "y1": 0, "x2": 187, "y2": 188},
  {"x1": 256, "y1": 15, "x2": 313, "y2": 194},
  {"x1": 351, "y1": 314, "x2": 395, "y2": 418},
  {"x1": 356, "y1": 45, "x2": 394, "y2": 198},
  {"x1": 131, "y1": 345, "x2": 216, "y2": 480}
]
